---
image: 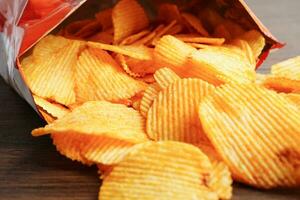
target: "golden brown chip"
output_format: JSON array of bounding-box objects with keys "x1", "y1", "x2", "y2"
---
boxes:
[
  {"x1": 263, "y1": 76, "x2": 300, "y2": 93},
  {"x1": 33, "y1": 95, "x2": 69, "y2": 119},
  {"x1": 99, "y1": 141, "x2": 218, "y2": 200},
  {"x1": 132, "y1": 25, "x2": 164, "y2": 46},
  {"x1": 31, "y1": 35, "x2": 72, "y2": 62},
  {"x1": 38, "y1": 109, "x2": 56, "y2": 124},
  {"x1": 229, "y1": 39, "x2": 256, "y2": 67},
  {"x1": 153, "y1": 67, "x2": 181, "y2": 90},
  {"x1": 112, "y1": 0, "x2": 149, "y2": 43},
  {"x1": 61, "y1": 19, "x2": 94, "y2": 39},
  {"x1": 199, "y1": 83, "x2": 300, "y2": 188},
  {"x1": 209, "y1": 161, "x2": 233, "y2": 200},
  {"x1": 32, "y1": 101, "x2": 148, "y2": 165},
  {"x1": 75, "y1": 47, "x2": 147, "y2": 103},
  {"x1": 74, "y1": 20, "x2": 102, "y2": 38},
  {"x1": 182, "y1": 13, "x2": 209, "y2": 37},
  {"x1": 285, "y1": 93, "x2": 300, "y2": 107},
  {"x1": 152, "y1": 20, "x2": 177, "y2": 45},
  {"x1": 271, "y1": 56, "x2": 300, "y2": 80},
  {"x1": 175, "y1": 34, "x2": 225, "y2": 46},
  {"x1": 88, "y1": 30, "x2": 114, "y2": 44},
  {"x1": 154, "y1": 35, "x2": 196, "y2": 73},
  {"x1": 255, "y1": 73, "x2": 268, "y2": 85},
  {"x1": 115, "y1": 53, "x2": 158, "y2": 78},
  {"x1": 87, "y1": 41, "x2": 152, "y2": 60},
  {"x1": 147, "y1": 78, "x2": 215, "y2": 144},
  {"x1": 139, "y1": 83, "x2": 160, "y2": 118},
  {"x1": 120, "y1": 30, "x2": 151, "y2": 45},
  {"x1": 240, "y1": 30, "x2": 265, "y2": 60},
  {"x1": 22, "y1": 37, "x2": 82, "y2": 106},
  {"x1": 187, "y1": 47, "x2": 255, "y2": 85}
]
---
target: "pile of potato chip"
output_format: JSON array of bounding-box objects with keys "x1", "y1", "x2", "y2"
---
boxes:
[{"x1": 21, "y1": 0, "x2": 300, "y2": 199}]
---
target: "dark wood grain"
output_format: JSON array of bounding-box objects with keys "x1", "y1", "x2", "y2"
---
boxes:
[{"x1": 0, "y1": 0, "x2": 300, "y2": 199}]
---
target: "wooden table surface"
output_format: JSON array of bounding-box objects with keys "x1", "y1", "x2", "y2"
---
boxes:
[{"x1": 0, "y1": 0, "x2": 300, "y2": 199}]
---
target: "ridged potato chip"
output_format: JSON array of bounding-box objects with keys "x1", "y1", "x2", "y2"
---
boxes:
[
  {"x1": 153, "y1": 67, "x2": 181, "y2": 90},
  {"x1": 285, "y1": 93, "x2": 300, "y2": 107},
  {"x1": 154, "y1": 35, "x2": 196, "y2": 73},
  {"x1": 263, "y1": 76, "x2": 300, "y2": 93},
  {"x1": 99, "y1": 141, "x2": 218, "y2": 200},
  {"x1": 112, "y1": 0, "x2": 149, "y2": 43},
  {"x1": 271, "y1": 56, "x2": 300, "y2": 80},
  {"x1": 199, "y1": 84, "x2": 300, "y2": 188},
  {"x1": 33, "y1": 95, "x2": 69, "y2": 120},
  {"x1": 120, "y1": 30, "x2": 150, "y2": 45},
  {"x1": 240, "y1": 30, "x2": 265, "y2": 60},
  {"x1": 87, "y1": 41, "x2": 152, "y2": 60},
  {"x1": 147, "y1": 78, "x2": 215, "y2": 144},
  {"x1": 187, "y1": 47, "x2": 255, "y2": 85},
  {"x1": 139, "y1": 83, "x2": 160, "y2": 118},
  {"x1": 75, "y1": 47, "x2": 146, "y2": 103},
  {"x1": 152, "y1": 20, "x2": 177, "y2": 45},
  {"x1": 32, "y1": 101, "x2": 148, "y2": 165},
  {"x1": 22, "y1": 37, "x2": 82, "y2": 106},
  {"x1": 88, "y1": 30, "x2": 114, "y2": 44},
  {"x1": 209, "y1": 161, "x2": 233, "y2": 200},
  {"x1": 175, "y1": 35, "x2": 225, "y2": 46},
  {"x1": 230, "y1": 39, "x2": 256, "y2": 67}
]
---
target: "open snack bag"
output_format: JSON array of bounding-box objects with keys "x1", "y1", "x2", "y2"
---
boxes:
[{"x1": 3, "y1": 0, "x2": 300, "y2": 199}]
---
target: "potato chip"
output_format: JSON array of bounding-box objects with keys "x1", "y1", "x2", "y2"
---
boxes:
[
  {"x1": 87, "y1": 41, "x2": 152, "y2": 60},
  {"x1": 182, "y1": 13, "x2": 209, "y2": 37},
  {"x1": 209, "y1": 161, "x2": 233, "y2": 200},
  {"x1": 199, "y1": 83, "x2": 300, "y2": 188},
  {"x1": 75, "y1": 47, "x2": 147, "y2": 103},
  {"x1": 22, "y1": 37, "x2": 82, "y2": 106},
  {"x1": 99, "y1": 141, "x2": 218, "y2": 200},
  {"x1": 166, "y1": 24, "x2": 184, "y2": 35},
  {"x1": 38, "y1": 109, "x2": 56, "y2": 124},
  {"x1": 88, "y1": 30, "x2": 114, "y2": 44},
  {"x1": 51, "y1": 132, "x2": 93, "y2": 165},
  {"x1": 188, "y1": 43, "x2": 212, "y2": 49},
  {"x1": 271, "y1": 56, "x2": 300, "y2": 80},
  {"x1": 112, "y1": 0, "x2": 149, "y2": 43},
  {"x1": 132, "y1": 25, "x2": 164, "y2": 46},
  {"x1": 255, "y1": 73, "x2": 268, "y2": 85},
  {"x1": 175, "y1": 35, "x2": 225, "y2": 46},
  {"x1": 115, "y1": 54, "x2": 143, "y2": 78},
  {"x1": 152, "y1": 20, "x2": 177, "y2": 45},
  {"x1": 147, "y1": 78, "x2": 215, "y2": 144},
  {"x1": 187, "y1": 47, "x2": 256, "y2": 85},
  {"x1": 285, "y1": 93, "x2": 300, "y2": 107},
  {"x1": 139, "y1": 83, "x2": 160, "y2": 118},
  {"x1": 95, "y1": 8, "x2": 113, "y2": 30},
  {"x1": 32, "y1": 101, "x2": 148, "y2": 164},
  {"x1": 31, "y1": 35, "x2": 72, "y2": 62},
  {"x1": 74, "y1": 20, "x2": 102, "y2": 38},
  {"x1": 154, "y1": 35, "x2": 196, "y2": 73},
  {"x1": 33, "y1": 95, "x2": 69, "y2": 119},
  {"x1": 153, "y1": 67, "x2": 181, "y2": 90},
  {"x1": 157, "y1": 3, "x2": 182, "y2": 24},
  {"x1": 230, "y1": 39, "x2": 256, "y2": 67},
  {"x1": 263, "y1": 76, "x2": 300, "y2": 93},
  {"x1": 120, "y1": 30, "x2": 150, "y2": 45},
  {"x1": 240, "y1": 30, "x2": 265, "y2": 60},
  {"x1": 115, "y1": 54, "x2": 158, "y2": 78}
]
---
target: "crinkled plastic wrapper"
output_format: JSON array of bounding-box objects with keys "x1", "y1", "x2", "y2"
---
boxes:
[{"x1": 0, "y1": 0, "x2": 283, "y2": 113}]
